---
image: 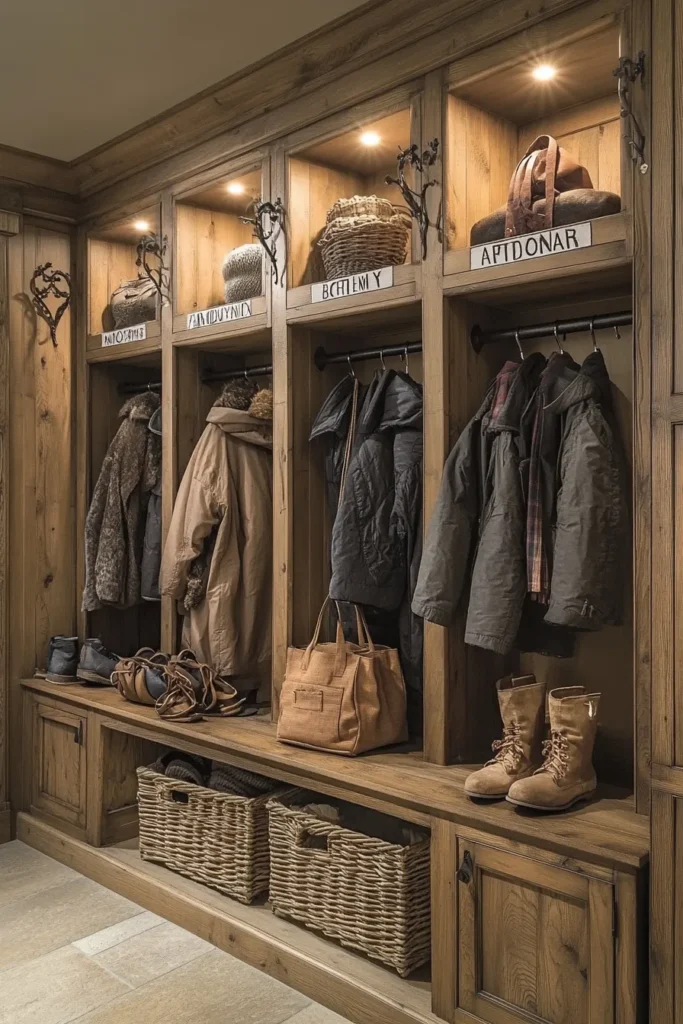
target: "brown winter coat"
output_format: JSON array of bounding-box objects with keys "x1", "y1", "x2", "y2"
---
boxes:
[
  {"x1": 83, "y1": 391, "x2": 161, "y2": 612},
  {"x1": 160, "y1": 405, "x2": 273, "y2": 695}
]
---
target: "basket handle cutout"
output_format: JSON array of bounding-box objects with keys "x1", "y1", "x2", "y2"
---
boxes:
[
  {"x1": 296, "y1": 826, "x2": 331, "y2": 854},
  {"x1": 169, "y1": 789, "x2": 190, "y2": 804}
]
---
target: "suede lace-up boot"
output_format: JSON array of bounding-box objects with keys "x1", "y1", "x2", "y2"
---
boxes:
[
  {"x1": 77, "y1": 639, "x2": 120, "y2": 686},
  {"x1": 507, "y1": 686, "x2": 600, "y2": 811},
  {"x1": 45, "y1": 636, "x2": 79, "y2": 683},
  {"x1": 464, "y1": 675, "x2": 546, "y2": 799}
]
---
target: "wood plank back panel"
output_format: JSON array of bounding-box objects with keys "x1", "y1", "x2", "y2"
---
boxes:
[
  {"x1": 175, "y1": 204, "x2": 254, "y2": 315},
  {"x1": 88, "y1": 238, "x2": 140, "y2": 335}
]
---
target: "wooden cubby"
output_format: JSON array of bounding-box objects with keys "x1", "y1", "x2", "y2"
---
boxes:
[
  {"x1": 287, "y1": 106, "x2": 415, "y2": 293},
  {"x1": 173, "y1": 163, "x2": 267, "y2": 337},
  {"x1": 5, "y1": 0, "x2": 657, "y2": 1020},
  {"x1": 444, "y1": 16, "x2": 628, "y2": 291},
  {"x1": 87, "y1": 352, "x2": 162, "y2": 657},
  {"x1": 87, "y1": 204, "x2": 161, "y2": 342}
]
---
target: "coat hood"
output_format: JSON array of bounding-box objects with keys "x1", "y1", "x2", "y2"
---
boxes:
[
  {"x1": 359, "y1": 369, "x2": 423, "y2": 435},
  {"x1": 309, "y1": 375, "x2": 357, "y2": 443},
  {"x1": 543, "y1": 349, "x2": 613, "y2": 414},
  {"x1": 488, "y1": 353, "x2": 546, "y2": 435},
  {"x1": 206, "y1": 406, "x2": 273, "y2": 449}
]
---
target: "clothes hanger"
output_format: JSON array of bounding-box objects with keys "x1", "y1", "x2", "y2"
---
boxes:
[
  {"x1": 347, "y1": 355, "x2": 356, "y2": 379},
  {"x1": 590, "y1": 318, "x2": 600, "y2": 353},
  {"x1": 553, "y1": 324, "x2": 564, "y2": 355},
  {"x1": 380, "y1": 348, "x2": 386, "y2": 371},
  {"x1": 403, "y1": 346, "x2": 410, "y2": 376},
  {"x1": 515, "y1": 330, "x2": 525, "y2": 360}
]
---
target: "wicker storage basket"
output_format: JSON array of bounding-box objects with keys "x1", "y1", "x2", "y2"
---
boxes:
[
  {"x1": 318, "y1": 195, "x2": 411, "y2": 281},
  {"x1": 267, "y1": 793, "x2": 431, "y2": 976},
  {"x1": 137, "y1": 764, "x2": 276, "y2": 904}
]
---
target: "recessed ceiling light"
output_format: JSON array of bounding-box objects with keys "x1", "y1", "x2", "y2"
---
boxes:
[
  {"x1": 227, "y1": 182, "x2": 246, "y2": 195},
  {"x1": 532, "y1": 64, "x2": 557, "y2": 82},
  {"x1": 360, "y1": 130, "x2": 381, "y2": 147},
  {"x1": 133, "y1": 219, "x2": 150, "y2": 231}
]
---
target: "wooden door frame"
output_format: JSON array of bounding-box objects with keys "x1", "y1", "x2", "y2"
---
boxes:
[{"x1": 0, "y1": 193, "x2": 21, "y2": 843}]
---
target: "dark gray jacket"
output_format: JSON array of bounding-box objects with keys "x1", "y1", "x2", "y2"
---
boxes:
[
  {"x1": 413, "y1": 349, "x2": 628, "y2": 651},
  {"x1": 141, "y1": 406, "x2": 162, "y2": 602},
  {"x1": 412, "y1": 355, "x2": 545, "y2": 653},
  {"x1": 536, "y1": 349, "x2": 629, "y2": 630},
  {"x1": 313, "y1": 370, "x2": 424, "y2": 707}
]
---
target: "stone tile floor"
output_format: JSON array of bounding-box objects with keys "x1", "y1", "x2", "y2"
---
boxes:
[{"x1": 0, "y1": 841, "x2": 351, "y2": 1024}]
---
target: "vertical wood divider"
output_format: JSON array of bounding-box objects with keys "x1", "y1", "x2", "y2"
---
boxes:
[
  {"x1": 629, "y1": 0, "x2": 652, "y2": 812},
  {"x1": 271, "y1": 142, "x2": 290, "y2": 720},
  {"x1": 160, "y1": 189, "x2": 177, "y2": 654},
  {"x1": 0, "y1": 207, "x2": 19, "y2": 840},
  {"x1": 75, "y1": 226, "x2": 89, "y2": 644},
  {"x1": 421, "y1": 69, "x2": 451, "y2": 765}
]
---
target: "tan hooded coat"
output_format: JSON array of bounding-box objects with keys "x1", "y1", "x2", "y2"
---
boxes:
[{"x1": 160, "y1": 405, "x2": 272, "y2": 693}]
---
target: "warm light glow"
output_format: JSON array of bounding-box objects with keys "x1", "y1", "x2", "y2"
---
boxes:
[
  {"x1": 360, "y1": 130, "x2": 381, "y2": 147},
  {"x1": 133, "y1": 219, "x2": 150, "y2": 231},
  {"x1": 532, "y1": 64, "x2": 557, "y2": 82},
  {"x1": 227, "y1": 182, "x2": 246, "y2": 195}
]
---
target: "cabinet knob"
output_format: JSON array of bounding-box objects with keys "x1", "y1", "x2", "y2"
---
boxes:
[{"x1": 457, "y1": 850, "x2": 474, "y2": 884}]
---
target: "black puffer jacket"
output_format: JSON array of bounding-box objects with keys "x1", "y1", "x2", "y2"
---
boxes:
[{"x1": 327, "y1": 369, "x2": 424, "y2": 701}]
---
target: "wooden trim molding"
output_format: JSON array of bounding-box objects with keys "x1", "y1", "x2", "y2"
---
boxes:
[{"x1": 0, "y1": 217, "x2": 15, "y2": 841}]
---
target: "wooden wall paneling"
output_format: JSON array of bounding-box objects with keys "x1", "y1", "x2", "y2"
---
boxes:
[
  {"x1": 650, "y1": 0, "x2": 675, "y2": 770},
  {"x1": 160, "y1": 189, "x2": 177, "y2": 654},
  {"x1": 7, "y1": 219, "x2": 75, "y2": 828},
  {"x1": 650, "y1": 789, "x2": 674, "y2": 1024},
  {"x1": 271, "y1": 141, "x2": 289, "y2": 717},
  {"x1": 88, "y1": 237, "x2": 139, "y2": 335},
  {"x1": 0, "y1": 203, "x2": 19, "y2": 842},
  {"x1": 75, "y1": 227, "x2": 89, "y2": 643}
]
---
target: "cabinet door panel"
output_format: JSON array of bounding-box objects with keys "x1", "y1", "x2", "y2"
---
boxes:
[
  {"x1": 458, "y1": 841, "x2": 614, "y2": 1024},
  {"x1": 32, "y1": 702, "x2": 87, "y2": 828}
]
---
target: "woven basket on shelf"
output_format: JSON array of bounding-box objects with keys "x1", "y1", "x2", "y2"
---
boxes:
[
  {"x1": 266, "y1": 793, "x2": 431, "y2": 976},
  {"x1": 137, "y1": 764, "x2": 278, "y2": 904},
  {"x1": 318, "y1": 195, "x2": 411, "y2": 281}
]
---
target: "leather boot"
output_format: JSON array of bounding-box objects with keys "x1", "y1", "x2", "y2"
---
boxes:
[
  {"x1": 464, "y1": 675, "x2": 545, "y2": 799},
  {"x1": 45, "y1": 636, "x2": 79, "y2": 683},
  {"x1": 507, "y1": 686, "x2": 600, "y2": 811}
]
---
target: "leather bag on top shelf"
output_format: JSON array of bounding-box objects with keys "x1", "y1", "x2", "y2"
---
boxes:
[
  {"x1": 277, "y1": 598, "x2": 408, "y2": 756},
  {"x1": 107, "y1": 276, "x2": 158, "y2": 330},
  {"x1": 470, "y1": 134, "x2": 621, "y2": 245}
]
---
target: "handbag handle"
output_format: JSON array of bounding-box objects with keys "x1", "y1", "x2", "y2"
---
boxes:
[
  {"x1": 505, "y1": 135, "x2": 559, "y2": 237},
  {"x1": 301, "y1": 597, "x2": 376, "y2": 675}
]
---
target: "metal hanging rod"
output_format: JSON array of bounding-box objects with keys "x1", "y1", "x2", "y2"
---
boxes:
[
  {"x1": 118, "y1": 381, "x2": 162, "y2": 395},
  {"x1": 201, "y1": 363, "x2": 273, "y2": 385},
  {"x1": 314, "y1": 341, "x2": 422, "y2": 371},
  {"x1": 471, "y1": 311, "x2": 632, "y2": 353}
]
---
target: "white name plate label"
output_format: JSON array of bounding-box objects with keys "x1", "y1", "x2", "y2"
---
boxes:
[
  {"x1": 102, "y1": 323, "x2": 147, "y2": 347},
  {"x1": 187, "y1": 300, "x2": 252, "y2": 331},
  {"x1": 470, "y1": 221, "x2": 593, "y2": 270},
  {"x1": 312, "y1": 266, "x2": 394, "y2": 303}
]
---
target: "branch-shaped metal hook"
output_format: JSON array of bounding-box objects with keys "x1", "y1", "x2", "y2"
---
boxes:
[
  {"x1": 242, "y1": 197, "x2": 286, "y2": 287},
  {"x1": 613, "y1": 52, "x2": 647, "y2": 173},
  {"x1": 136, "y1": 233, "x2": 170, "y2": 303},
  {"x1": 385, "y1": 139, "x2": 440, "y2": 259},
  {"x1": 29, "y1": 262, "x2": 73, "y2": 347}
]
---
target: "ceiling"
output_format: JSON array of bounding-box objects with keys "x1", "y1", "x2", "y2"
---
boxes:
[{"x1": 0, "y1": 0, "x2": 369, "y2": 163}]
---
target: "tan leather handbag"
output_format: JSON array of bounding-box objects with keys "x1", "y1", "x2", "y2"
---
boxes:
[{"x1": 277, "y1": 599, "x2": 408, "y2": 756}]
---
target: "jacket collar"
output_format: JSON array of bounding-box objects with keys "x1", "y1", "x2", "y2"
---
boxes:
[
  {"x1": 359, "y1": 369, "x2": 423, "y2": 434},
  {"x1": 543, "y1": 349, "x2": 612, "y2": 414},
  {"x1": 487, "y1": 353, "x2": 546, "y2": 434},
  {"x1": 309, "y1": 375, "x2": 357, "y2": 442}
]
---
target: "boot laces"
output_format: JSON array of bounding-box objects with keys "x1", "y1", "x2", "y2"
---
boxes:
[
  {"x1": 538, "y1": 730, "x2": 569, "y2": 780},
  {"x1": 486, "y1": 723, "x2": 523, "y2": 772}
]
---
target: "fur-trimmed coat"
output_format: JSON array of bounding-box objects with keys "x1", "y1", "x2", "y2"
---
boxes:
[{"x1": 83, "y1": 391, "x2": 161, "y2": 612}]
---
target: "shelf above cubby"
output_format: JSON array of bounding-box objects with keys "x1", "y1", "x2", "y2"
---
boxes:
[
  {"x1": 287, "y1": 262, "x2": 420, "y2": 326},
  {"x1": 86, "y1": 318, "x2": 162, "y2": 361},
  {"x1": 172, "y1": 294, "x2": 268, "y2": 347},
  {"x1": 444, "y1": 212, "x2": 629, "y2": 298}
]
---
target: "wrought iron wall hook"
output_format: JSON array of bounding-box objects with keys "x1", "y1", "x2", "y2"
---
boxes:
[
  {"x1": 613, "y1": 52, "x2": 648, "y2": 173},
  {"x1": 385, "y1": 138, "x2": 440, "y2": 260},
  {"x1": 241, "y1": 197, "x2": 286, "y2": 287},
  {"x1": 29, "y1": 262, "x2": 73, "y2": 347},
  {"x1": 136, "y1": 233, "x2": 170, "y2": 303}
]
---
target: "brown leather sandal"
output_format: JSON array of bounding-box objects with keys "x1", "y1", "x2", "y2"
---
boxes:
[{"x1": 112, "y1": 648, "x2": 171, "y2": 706}]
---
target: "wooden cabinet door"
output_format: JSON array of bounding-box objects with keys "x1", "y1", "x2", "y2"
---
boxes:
[
  {"x1": 31, "y1": 701, "x2": 87, "y2": 830},
  {"x1": 457, "y1": 841, "x2": 614, "y2": 1024}
]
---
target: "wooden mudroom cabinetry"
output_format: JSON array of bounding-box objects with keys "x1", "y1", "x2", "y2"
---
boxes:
[{"x1": 0, "y1": 0, "x2": 672, "y2": 1019}]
